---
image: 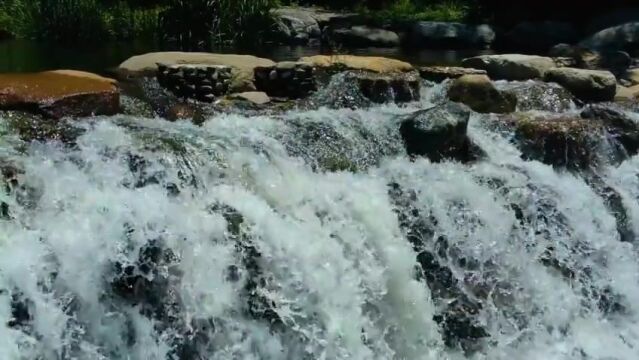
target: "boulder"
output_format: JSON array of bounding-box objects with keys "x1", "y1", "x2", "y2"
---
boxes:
[
  {"x1": 544, "y1": 68, "x2": 617, "y2": 102},
  {"x1": 503, "y1": 22, "x2": 579, "y2": 51},
  {"x1": 299, "y1": 55, "x2": 413, "y2": 73},
  {"x1": 418, "y1": 66, "x2": 487, "y2": 82},
  {"x1": 581, "y1": 22, "x2": 639, "y2": 52},
  {"x1": 581, "y1": 103, "x2": 639, "y2": 156},
  {"x1": 229, "y1": 92, "x2": 271, "y2": 105},
  {"x1": 503, "y1": 113, "x2": 604, "y2": 169},
  {"x1": 461, "y1": 54, "x2": 556, "y2": 81},
  {"x1": 328, "y1": 26, "x2": 400, "y2": 48},
  {"x1": 409, "y1": 21, "x2": 496, "y2": 49},
  {"x1": 117, "y1": 52, "x2": 276, "y2": 92},
  {"x1": 399, "y1": 102, "x2": 475, "y2": 162},
  {"x1": 496, "y1": 81, "x2": 575, "y2": 113},
  {"x1": 447, "y1": 74, "x2": 517, "y2": 114},
  {"x1": 0, "y1": 70, "x2": 119, "y2": 119},
  {"x1": 272, "y1": 7, "x2": 322, "y2": 44}
]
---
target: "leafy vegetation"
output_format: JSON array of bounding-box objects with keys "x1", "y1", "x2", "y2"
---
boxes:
[
  {"x1": 1, "y1": 0, "x2": 635, "y2": 44},
  {"x1": 0, "y1": 0, "x2": 278, "y2": 45},
  {"x1": 356, "y1": 0, "x2": 471, "y2": 24}
]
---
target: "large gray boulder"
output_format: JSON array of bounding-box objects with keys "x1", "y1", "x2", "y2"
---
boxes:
[
  {"x1": 447, "y1": 74, "x2": 517, "y2": 114},
  {"x1": 329, "y1": 26, "x2": 400, "y2": 47},
  {"x1": 461, "y1": 54, "x2": 556, "y2": 81},
  {"x1": 581, "y1": 22, "x2": 639, "y2": 52},
  {"x1": 544, "y1": 68, "x2": 617, "y2": 102},
  {"x1": 273, "y1": 7, "x2": 321, "y2": 44},
  {"x1": 409, "y1": 21, "x2": 495, "y2": 49},
  {"x1": 503, "y1": 22, "x2": 579, "y2": 51},
  {"x1": 399, "y1": 102, "x2": 475, "y2": 162}
]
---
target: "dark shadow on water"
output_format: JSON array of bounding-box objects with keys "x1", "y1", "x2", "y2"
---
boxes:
[{"x1": 0, "y1": 39, "x2": 493, "y2": 74}]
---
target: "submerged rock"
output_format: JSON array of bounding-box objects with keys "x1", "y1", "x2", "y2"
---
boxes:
[
  {"x1": 544, "y1": 68, "x2": 617, "y2": 102},
  {"x1": 581, "y1": 103, "x2": 639, "y2": 156},
  {"x1": 447, "y1": 74, "x2": 517, "y2": 114},
  {"x1": 504, "y1": 114, "x2": 604, "y2": 169},
  {"x1": 419, "y1": 66, "x2": 487, "y2": 83},
  {"x1": 0, "y1": 70, "x2": 119, "y2": 119},
  {"x1": 399, "y1": 102, "x2": 477, "y2": 162},
  {"x1": 461, "y1": 54, "x2": 556, "y2": 81},
  {"x1": 299, "y1": 55, "x2": 414, "y2": 74},
  {"x1": 496, "y1": 80, "x2": 575, "y2": 112}
]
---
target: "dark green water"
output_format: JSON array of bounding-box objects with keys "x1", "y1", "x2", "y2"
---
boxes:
[{"x1": 0, "y1": 39, "x2": 490, "y2": 74}]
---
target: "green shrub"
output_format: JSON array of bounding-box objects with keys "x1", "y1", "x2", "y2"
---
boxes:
[
  {"x1": 357, "y1": 0, "x2": 471, "y2": 24},
  {"x1": 216, "y1": 0, "x2": 278, "y2": 45}
]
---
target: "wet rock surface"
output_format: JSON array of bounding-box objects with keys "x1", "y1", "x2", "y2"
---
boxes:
[
  {"x1": 503, "y1": 114, "x2": 605, "y2": 169},
  {"x1": 0, "y1": 70, "x2": 119, "y2": 119},
  {"x1": 447, "y1": 74, "x2": 517, "y2": 114},
  {"x1": 496, "y1": 80, "x2": 576, "y2": 112},
  {"x1": 399, "y1": 102, "x2": 477, "y2": 162},
  {"x1": 581, "y1": 103, "x2": 639, "y2": 157}
]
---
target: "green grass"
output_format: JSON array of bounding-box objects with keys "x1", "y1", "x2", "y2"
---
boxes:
[
  {"x1": 0, "y1": 0, "x2": 164, "y2": 41},
  {"x1": 356, "y1": 0, "x2": 471, "y2": 24}
]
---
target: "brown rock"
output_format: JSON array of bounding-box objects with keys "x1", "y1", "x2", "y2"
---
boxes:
[
  {"x1": 544, "y1": 68, "x2": 617, "y2": 102},
  {"x1": 419, "y1": 66, "x2": 487, "y2": 82},
  {"x1": 503, "y1": 113, "x2": 603, "y2": 169},
  {"x1": 447, "y1": 74, "x2": 517, "y2": 114},
  {"x1": 299, "y1": 55, "x2": 413, "y2": 73},
  {"x1": 230, "y1": 92, "x2": 271, "y2": 105},
  {"x1": 0, "y1": 70, "x2": 119, "y2": 119},
  {"x1": 118, "y1": 52, "x2": 276, "y2": 92}
]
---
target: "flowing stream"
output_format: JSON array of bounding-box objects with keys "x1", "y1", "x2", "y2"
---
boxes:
[{"x1": 0, "y1": 81, "x2": 638, "y2": 360}]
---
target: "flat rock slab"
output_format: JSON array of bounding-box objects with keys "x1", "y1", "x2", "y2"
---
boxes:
[
  {"x1": 462, "y1": 54, "x2": 556, "y2": 81},
  {"x1": 230, "y1": 92, "x2": 271, "y2": 105},
  {"x1": 118, "y1": 52, "x2": 276, "y2": 92},
  {"x1": 299, "y1": 55, "x2": 413, "y2": 73},
  {"x1": 419, "y1": 66, "x2": 487, "y2": 82},
  {"x1": 544, "y1": 68, "x2": 617, "y2": 102},
  {"x1": 0, "y1": 70, "x2": 119, "y2": 118}
]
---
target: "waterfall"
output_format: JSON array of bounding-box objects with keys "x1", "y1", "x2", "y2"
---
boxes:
[{"x1": 0, "y1": 84, "x2": 638, "y2": 359}]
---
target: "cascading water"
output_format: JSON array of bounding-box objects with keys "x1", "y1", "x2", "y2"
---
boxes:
[{"x1": 0, "y1": 80, "x2": 638, "y2": 360}]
